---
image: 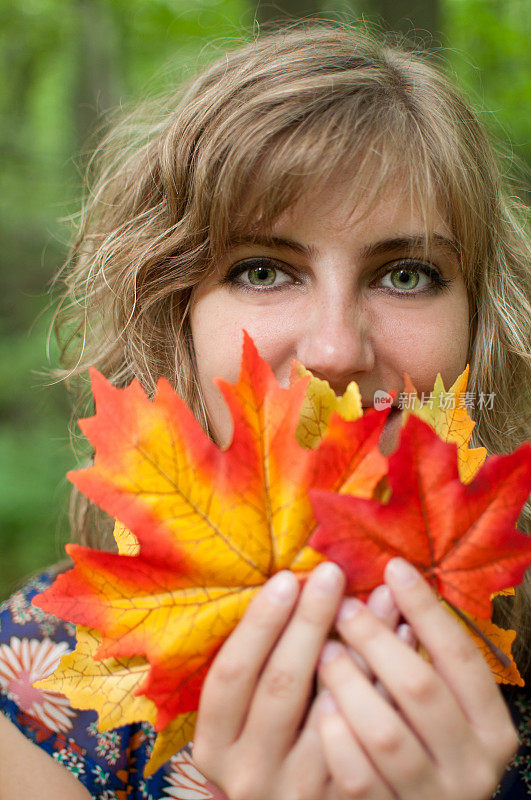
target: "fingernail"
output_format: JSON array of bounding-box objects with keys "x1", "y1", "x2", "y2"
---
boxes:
[
  {"x1": 367, "y1": 585, "x2": 395, "y2": 618},
  {"x1": 319, "y1": 640, "x2": 344, "y2": 665},
  {"x1": 337, "y1": 597, "x2": 364, "y2": 623},
  {"x1": 319, "y1": 690, "x2": 339, "y2": 714},
  {"x1": 310, "y1": 561, "x2": 344, "y2": 595},
  {"x1": 386, "y1": 558, "x2": 419, "y2": 588},
  {"x1": 397, "y1": 623, "x2": 416, "y2": 648},
  {"x1": 266, "y1": 570, "x2": 298, "y2": 604}
]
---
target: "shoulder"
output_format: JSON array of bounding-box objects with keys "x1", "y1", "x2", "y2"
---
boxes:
[
  {"x1": 1, "y1": 563, "x2": 75, "y2": 640},
  {"x1": 0, "y1": 711, "x2": 92, "y2": 800}
]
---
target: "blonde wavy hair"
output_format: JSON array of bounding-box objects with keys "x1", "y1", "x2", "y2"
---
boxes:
[{"x1": 53, "y1": 23, "x2": 531, "y2": 668}]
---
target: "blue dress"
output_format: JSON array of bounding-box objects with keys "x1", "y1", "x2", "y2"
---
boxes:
[{"x1": 1, "y1": 566, "x2": 529, "y2": 799}]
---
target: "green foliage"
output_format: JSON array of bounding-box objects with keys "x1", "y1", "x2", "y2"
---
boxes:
[
  {"x1": 0, "y1": 320, "x2": 72, "y2": 597},
  {"x1": 0, "y1": 0, "x2": 529, "y2": 598},
  {"x1": 0, "y1": 0, "x2": 250, "y2": 599},
  {"x1": 442, "y1": 0, "x2": 530, "y2": 174}
]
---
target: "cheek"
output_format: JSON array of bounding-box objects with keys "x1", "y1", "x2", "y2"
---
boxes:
[
  {"x1": 189, "y1": 294, "x2": 296, "y2": 445},
  {"x1": 191, "y1": 296, "x2": 298, "y2": 385},
  {"x1": 189, "y1": 301, "x2": 241, "y2": 445},
  {"x1": 192, "y1": 315, "x2": 243, "y2": 385},
  {"x1": 374, "y1": 295, "x2": 470, "y2": 390},
  {"x1": 375, "y1": 298, "x2": 469, "y2": 457}
]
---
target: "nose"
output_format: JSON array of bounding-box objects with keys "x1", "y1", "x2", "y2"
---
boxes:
[{"x1": 295, "y1": 297, "x2": 375, "y2": 394}]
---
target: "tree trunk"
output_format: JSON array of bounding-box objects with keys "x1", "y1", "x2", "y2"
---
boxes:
[
  {"x1": 254, "y1": 0, "x2": 322, "y2": 25},
  {"x1": 74, "y1": 0, "x2": 123, "y2": 149},
  {"x1": 362, "y1": 0, "x2": 440, "y2": 46},
  {"x1": 254, "y1": 0, "x2": 440, "y2": 46}
]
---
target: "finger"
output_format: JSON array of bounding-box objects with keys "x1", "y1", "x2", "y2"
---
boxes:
[
  {"x1": 374, "y1": 623, "x2": 416, "y2": 702},
  {"x1": 319, "y1": 642, "x2": 439, "y2": 798},
  {"x1": 384, "y1": 558, "x2": 517, "y2": 758},
  {"x1": 384, "y1": 559, "x2": 520, "y2": 768},
  {"x1": 366, "y1": 584, "x2": 400, "y2": 628},
  {"x1": 397, "y1": 622, "x2": 416, "y2": 648},
  {"x1": 317, "y1": 689, "x2": 396, "y2": 800},
  {"x1": 195, "y1": 570, "x2": 299, "y2": 749},
  {"x1": 242, "y1": 561, "x2": 345, "y2": 757},
  {"x1": 334, "y1": 594, "x2": 493, "y2": 774},
  {"x1": 282, "y1": 696, "x2": 331, "y2": 799},
  {"x1": 343, "y1": 585, "x2": 399, "y2": 681}
]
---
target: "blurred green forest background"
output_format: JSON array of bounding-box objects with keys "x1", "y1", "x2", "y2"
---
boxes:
[{"x1": 1, "y1": 0, "x2": 529, "y2": 599}]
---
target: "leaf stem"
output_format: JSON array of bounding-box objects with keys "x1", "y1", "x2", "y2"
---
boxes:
[{"x1": 445, "y1": 600, "x2": 512, "y2": 668}]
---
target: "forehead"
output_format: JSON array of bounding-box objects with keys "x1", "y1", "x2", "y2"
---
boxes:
[
  {"x1": 225, "y1": 173, "x2": 454, "y2": 256},
  {"x1": 206, "y1": 114, "x2": 467, "y2": 270},
  {"x1": 283, "y1": 180, "x2": 448, "y2": 231}
]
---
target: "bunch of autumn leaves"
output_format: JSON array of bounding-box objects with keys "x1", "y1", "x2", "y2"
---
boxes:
[{"x1": 34, "y1": 333, "x2": 531, "y2": 776}]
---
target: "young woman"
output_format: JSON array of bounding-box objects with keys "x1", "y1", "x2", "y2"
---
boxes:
[{"x1": 0, "y1": 23, "x2": 529, "y2": 800}]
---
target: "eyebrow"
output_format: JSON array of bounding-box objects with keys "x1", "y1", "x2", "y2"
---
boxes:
[
  {"x1": 362, "y1": 234, "x2": 461, "y2": 260},
  {"x1": 225, "y1": 233, "x2": 460, "y2": 260}
]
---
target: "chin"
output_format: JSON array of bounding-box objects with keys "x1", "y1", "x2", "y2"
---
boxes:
[{"x1": 378, "y1": 407, "x2": 403, "y2": 456}]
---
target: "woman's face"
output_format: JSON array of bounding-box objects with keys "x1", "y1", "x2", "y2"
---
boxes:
[{"x1": 190, "y1": 182, "x2": 469, "y2": 454}]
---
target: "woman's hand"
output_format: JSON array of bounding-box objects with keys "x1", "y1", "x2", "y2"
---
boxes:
[
  {"x1": 317, "y1": 558, "x2": 519, "y2": 800},
  {"x1": 192, "y1": 562, "x2": 344, "y2": 800},
  {"x1": 192, "y1": 562, "x2": 409, "y2": 800}
]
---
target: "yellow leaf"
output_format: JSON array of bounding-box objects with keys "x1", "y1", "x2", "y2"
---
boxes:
[
  {"x1": 35, "y1": 627, "x2": 158, "y2": 730},
  {"x1": 35, "y1": 627, "x2": 194, "y2": 776},
  {"x1": 114, "y1": 520, "x2": 139, "y2": 555},
  {"x1": 401, "y1": 366, "x2": 487, "y2": 483},
  {"x1": 293, "y1": 362, "x2": 363, "y2": 448}
]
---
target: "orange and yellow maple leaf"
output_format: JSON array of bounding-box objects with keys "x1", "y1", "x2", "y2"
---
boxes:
[{"x1": 33, "y1": 332, "x2": 388, "y2": 773}]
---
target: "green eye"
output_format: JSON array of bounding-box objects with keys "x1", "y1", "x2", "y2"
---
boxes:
[
  {"x1": 390, "y1": 268, "x2": 420, "y2": 290},
  {"x1": 248, "y1": 266, "x2": 277, "y2": 286},
  {"x1": 224, "y1": 258, "x2": 293, "y2": 290}
]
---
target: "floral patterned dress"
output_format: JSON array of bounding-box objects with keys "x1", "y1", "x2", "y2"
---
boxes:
[{"x1": 1, "y1": 566, "x2": 530, "y2": 799}]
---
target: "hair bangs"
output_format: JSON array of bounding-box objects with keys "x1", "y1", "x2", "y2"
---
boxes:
[{"x1": 207, "y1": 98, "x2": 445, "y2": 263}]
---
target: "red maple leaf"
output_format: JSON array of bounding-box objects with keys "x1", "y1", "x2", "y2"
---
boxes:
[{"x1": 309, "y1": 414, "x2": 531, "y2": 618}]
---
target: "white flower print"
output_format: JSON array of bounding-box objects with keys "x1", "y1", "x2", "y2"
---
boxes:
[
  {"x1": 92, "y1": 764, "x2": 110, "y2": 786},
  {"x1": 53, "y1": 747, "x2": 86, "y2": 778},
  {"x1": 162, "y1": 748, "x2": 227, "y2": 799},
  {"x1": 7, "y1": 593, "x2": 34, "y2": 626},
  {"x1": 0, "y1": 636, "x2": 76, "y2": 732},
  {"x1": 138, "y1": 778, "x2": 155, "y2": 799},
  {"x1": 140, "y1": 720, "x2": 156, "y2": 758},
  {"x1": 66, "y1": 753, "x2": 86, "y2": 778},
  {"x1": 53, "y1": 747, "x2": 71, "y2": 766},
  {"x1": 94, "y1": 729, "x2": 122, "y2": 765}
]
